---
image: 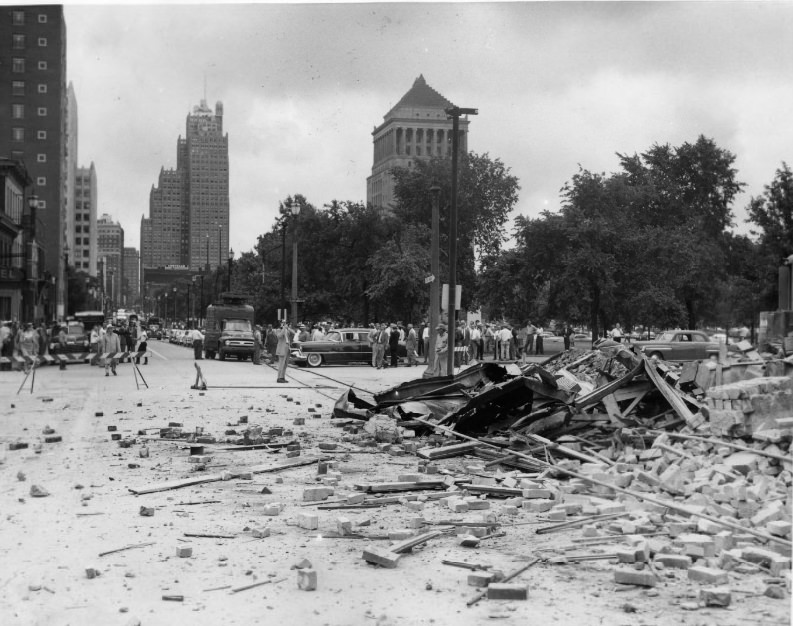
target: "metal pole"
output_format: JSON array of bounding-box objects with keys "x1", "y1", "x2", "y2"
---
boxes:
[
  {"x1": 423, "y1": 183, "x2": 441, "y2": 378},
  {"x1": 227, "y1": 257, "x2": 232, "y2": 292},
  {"x1": 200, "y1": 275, "x2": 204, "y2": 326},
  {"x1": 444, "y1": 106, "x2": 477, "y2": 376},
  {"x1": 291, "y1": 236, "x2": 298, "y2": 325},
  {"x1": 280, "y1": 221, "x2": 287, "y2": 318}
]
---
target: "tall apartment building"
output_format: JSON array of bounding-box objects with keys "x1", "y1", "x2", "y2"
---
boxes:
[
  {"x1": 366, "y1": 75, "x2": 469, "y2": 209},
  {"x1": 0, "y1": 5, "x2": 68, "y2": 320},
  {"x1": 140, "y1": 99, "x2": 229, "y2": 274},
  {"x1": 97, "y1": 213, "x2": 123, "y2": 312},
  {"x1": 122, "y1": 246, "x2": 139, "y2": 307},
  {"x1": 65, "y1": 82, "x2": 77, "y2": 269},
  {"x1": 74, "y1": 162, "x2": 97, "y2": 276}
]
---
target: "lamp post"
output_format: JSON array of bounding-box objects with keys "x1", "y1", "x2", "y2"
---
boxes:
[
  {"x1": 205, "y1": 233, "x2": 210, "y2": 272},
  {"x1": 216, "y1": 224, "x2": 222, "y2": 301},
  {"x1": 227, "y1": 248, "x2": 234, "y2": 293},
  {"x1": 444, "y1": 105, "x2": 478, "y2": 376},
  {"x1": 186, "y1": 282, "x2": 191, "y2": 328},
  {"x1": 172, "y1": 286, "x2": 177, "y2": 325},
  {"x1": 423, "y1": 182, "x2": 441, "y2": 378}
]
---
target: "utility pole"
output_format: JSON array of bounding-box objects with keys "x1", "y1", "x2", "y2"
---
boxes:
[
  {"x1": 445, "y1": 106, "x2": 477, "y2": 376},
  {"x1": 423, "y1": 182, "x2": 441, "y2": 378}
]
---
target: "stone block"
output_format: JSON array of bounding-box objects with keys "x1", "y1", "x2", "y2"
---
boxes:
[
  {"x1": 688, "y1": 566, "x2": 728, "y2": 584},
  {"x1": 297, "y1": 512, "x2": 319, "y2": 530},
  {"x1": 766, "y1": 520, "x2": 791, "y2": 537},
  {"x1": 654, "y1": 554, "x2": 692, "y2": 569},
  {"x1": 614, "y1": 568, "x2": 656, "y2": 587},
  {"x1": 262, "y1": 503, "x2": 282, "y2": 516},
  {"x1": 362, "y1": 546, "x2": 401, "y2": 568},
  {"x1": 297, "y1": 569, "x2": 317, "y2": 591},
  {"x1": 336, "y1": 517, "x2": 353, "y2": 536},
  {"x1": 741, "y1": 547, "x2": 791, "y2": 576},
  {"x1": 468, "y1": 572, "x2": 497, "y2": 587},
  {"x1": 522, "y1": 499, "x2": 554, "y2": 513},
  {"x1": 699, "y1": 587, "x2": 731, "y2": 607},
  {"x1": 252, "y1": 527, "x2": 271, "y2": 538},
  {"x1": 303, "y1": 486, "x2": 334, "y2": 502},
  {"x1": 486, "y1": 583, "x2": 528, "y2": 600},
  {"x1": 175, "y1": 545, "x2": 193, "y2": 558},
  {"x1": 522, "y1": 488, "x2": 551, "y2": 499}
]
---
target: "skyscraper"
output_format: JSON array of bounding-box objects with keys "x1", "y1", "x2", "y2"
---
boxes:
[
  {"x1": 0, "y1": 5, "x2": 68, "y2": 320},
  {"x1": 366, "y1": 75, "x2": 469, "y2": 209},
  {"x1": 97, "y1": 214, "x2": 123, "y2": 313},
  {"x1": 141, "y1": 99, "x2": 229, "y2": 273},
  {"x1": 74, "y1": 162, "x2": 97, "y2": 276},
  {"x1": 122, "y1": 246, "x2": 139, "y2": 307}
]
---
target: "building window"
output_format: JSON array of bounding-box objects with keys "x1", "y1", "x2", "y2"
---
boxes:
[
  {"x1": 83, "y1": 250, "x2": 89, "y2": 258},
  {"x1": 38, "y1": 84, "x2": 47, "y2": 94},
  {"x1": 38, "y1": 14, "x2": 47, "y2": 24},
  {"x1": 12, "y1": 104, "x2": 24, "y2": 119},
  {"x1": 38, "y1": 37, "x2": 47, "y2": 47},
  {"x1": 12, "y1": 81, "x2": 25, "y2": 96},
  {"x1": 36, "y1": 177, "x2": 46, "y2": 186},
  {"x1": 12, "y1": 34, "x2": 25, "y2": 49},
  {"x1": 37, "y1": 154, "x2": 46, "y2": 163},
  {"x1": 38, "y1": 201, "x2": 46, "y2": 209},
  {"x1": 37, "y1": 107, "x2": 47, "y2": 116},
  {"x1": 13, "y1": 58, "x2": 25, "y2": 73},
  {"x1": 13, "y1": 11, "x2": 25, "y2": 25},
  {"x1": 12, "y1": 128, "x2": 24, "y2": 142},
  {"x1": 38, "y1": 61, "x2": 47, "y2": 70}
]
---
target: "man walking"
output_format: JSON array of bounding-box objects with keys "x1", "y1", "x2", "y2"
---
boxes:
[
  {"x1": 190, "y1": 326, "x2": 204, "y2": 360},
  {"x1": 373, "y1": 323, "x2": 388, "y2": 369},
  {"x1": 499, "y1": 325, "x2": 512, "y2": 361},
  {"x1": 275, "y1": 320, "x2": 293, "y2": 383},
  {"x1": 435, "y1": 324, "x2": 449, "y2": 376},
  {"x1": 102, "y1": 325, "x2": 121, "y2": 376},
  {"x1": 253, "y1": 325, "x2": 262, "y2": 364},
  {"x1": 405, "y1": 323, "x2": 418, "y2": 366},
  {"x1": 388, "y1": 323, "x2": 400, "y2": 368}
]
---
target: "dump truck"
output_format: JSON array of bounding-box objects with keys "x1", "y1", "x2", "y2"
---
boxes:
[{"x1": 203, "y1": 293, "x2": 256, "y2": 361}]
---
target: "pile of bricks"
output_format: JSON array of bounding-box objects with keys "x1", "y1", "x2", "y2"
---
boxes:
[{"x1": 705, "y1": 376, "x2": 793, "y2": 436}]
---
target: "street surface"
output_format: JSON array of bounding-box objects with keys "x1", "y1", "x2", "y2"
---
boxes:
[{"x1": 0, "y1": 340, "x2": 783, "y2": 626}]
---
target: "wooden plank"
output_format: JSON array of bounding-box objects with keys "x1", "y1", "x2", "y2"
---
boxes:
[
  {"x1": 353, "y1": 480, "x2": 446, "y2": 493},
  {"x1": 128, "y1": 455, "x2": 324, "y2": 495},
  {"x1": 390, "y1": 531, "x2": 442, "y2": 554},
  {"x1": 417, "y1": 441, "x2": 481, "y2": 460},
  {"x1": 464, "y1": 484, "x2": 523, "y2": 498}
]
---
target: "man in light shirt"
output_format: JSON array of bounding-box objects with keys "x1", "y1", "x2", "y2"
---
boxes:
[{"x1": 498, "y1": 325, "x2": 512, "y2": 361}]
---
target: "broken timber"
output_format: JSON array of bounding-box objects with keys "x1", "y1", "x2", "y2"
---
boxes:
[
  {"x1": 353, "y1": 480, "x2": 446, "y2": 493},
  {"x1": 128, "y1": 455, "x2": 326, "y2": 495},
  {"x1": 417, "y1": 441, "x2": 480, "y2": 460}
]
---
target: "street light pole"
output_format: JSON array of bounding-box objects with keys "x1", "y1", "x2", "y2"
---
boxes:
[
  {"x1": 172, "y1": 286, "x2": 177, "y2": 325},
  {"x1": 423, "y1": 183, "x2": 441, "y2": 378},
  {"x1": 280, "y1": 218, "x2": 287, "y2": 319},
  {"x1": 445, "y1": 106, "x2": 478, "y2": 376},
  {"x1": 227, "y1": 248, "x2": 234, "y2": 293},
  {"x1": 290, "y1": 207, "x2": 300, "y2": 326}
]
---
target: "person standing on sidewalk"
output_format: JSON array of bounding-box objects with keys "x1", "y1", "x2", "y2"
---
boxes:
[
  {"x1": 190, "y1": 326, "x2": 204, "y2": 360},
  {"x1": 275, "y1": 320, "x2": 293, "y2": 383},
  {"x1": 373, "y1": 323, "x2": 388, "y2": 369},
  {"x1": 252, "y1": 325, "x2": 262, "y2": 364},
  {"x1": 405, "y1": 324, "x2": 418, "y2": 366},
  {"x1": 102, "y1": 325, "x2": 121, "y2": 376},
  {"x1": 388, "y1": 323, "x2": 400, "y2": 367},
  {"x1": 435, "y1": 325, "x2": 449, "y2": 376}
]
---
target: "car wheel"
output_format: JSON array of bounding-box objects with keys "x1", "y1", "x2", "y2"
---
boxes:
[
  {"x1": 219, "y1": 349, "x2": 226, "y2": 361},
  {"x1": 307, "y1": 353, "x2": 323, "y2": 368},
  {"x1": 649, "y1": 351, "x2": 663, "y2": 361}
]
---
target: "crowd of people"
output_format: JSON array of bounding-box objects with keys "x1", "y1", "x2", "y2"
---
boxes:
[{"x1": 0, "y1": 318, "x2": 148, "y2": 374}]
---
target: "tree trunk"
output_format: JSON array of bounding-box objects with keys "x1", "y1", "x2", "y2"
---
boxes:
[{"x1": 590, "y1": 282, "x2": 600, "y2": 342}]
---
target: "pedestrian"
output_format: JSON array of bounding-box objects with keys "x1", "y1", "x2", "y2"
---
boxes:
[
  {"x1": 101, "y1": 325, "x2": 121, "y2": 376},
  {"x1": 297, "y1": 324, "x2": 309, "y2": 343},
  {"x1": 422, "y1": 324, "x2": 430, "y2": 363},
  {"x1": 190, "y1": 326, "x2": 204, "y2": 360},
  {"x1": 265, "y1": 324, "x2": 278, "y2": 360},
  {"x1": 17, "y1": 322, "x2": 39, "y2": 373},
  {"x1": 253, "y1": 325, "x2": 262, "y2": 364},
  {"x1": 127, "y1": 319, "x2": 138, "y2": 353},
  {"x1": 373, "y1": 323, "x2": 388, "y2": 369},
  {"x1": 135, "y1": 329, "x2": 148, "y2": 365},
  {"x1": 563, "y1": 324, "x2": 573, "y2": 351},
  {"x1": 510, "y1": 325, "x2": 519, "y2": 360},
  {"x1": 499, "y1": 324, "x2": 512, "y2": 361},
  {"x1": 43, "y1": 321, "x2": 55, "y2": 357},
  {"x1": 523, "y1": 321, "x2": 537, "y2": 359},
  {"x1": 610, "y1": 323, "x2": 623, "y2": 343},
  {"x1": 89, "y1": 324, "x2": 101, "y2": 365},
  {"x1": 535, "y1": 323, "x2": 545, "y2": 355},
  {"x1": 469, "y1": 321, "x2": 480, "y2": 361},
  {"x1": 275, "y1": 320, "x2": 293, "y2": 383},
  {"x1": 435, "y1": 324, "x2": 449, "y2": 376},
  {"x1": 389, "y1": 322, "x2": 400, "y2": 367},
  {"x1": 405, "y1": 323, "x2": 418, "y2": 366}
]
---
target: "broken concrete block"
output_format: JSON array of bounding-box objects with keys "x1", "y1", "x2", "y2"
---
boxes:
[
  {"x1": 677, "y1": 533, "x2": 716, "y2": 558},
  {"x1": 688, "y1": 566, "x2": 728, "y2": 585},
  {"x1": 252, "y1": 527, "x2": 271, "y2": 538},
  {"x1": 297, "y1": 569, "x2": 317, "y2": 591},
  {"x1": 362, "y1": 546, "x2": 402, "y2": 568},
  {"x1": 29, "y1": 485, "x2": 49, "y2": 498},
  {"x1": 501, "y1": 505, "x2": 519, "y2": 516},
  {"x1": 487, "y1": 583, "x2": 528, "y2": 600},
  {"x1": 699, "y1": 586, "x2": 731, "y2": 607},
  {"x1": 614, "y1": 568, "x2": 656, "y2": 587},
  {"x1": 522, "y1": 488, "x2": 552, "y2": 499},
  {"x1": 766, "y1": 520, "x2": 791, "y2": 537},
  {"x1": 468, "y1": 572, "x2": 497, "y2": 587},
  {"x1": 346, "y1": 493, "x2": 365, "y2": 505},
  {"x1": 740, "y1": 547, "x2": 791, "y2": 576},
  {"x1": 447, "y1": 498, "x2": 469, "y2": 513},
  {"x1": 262, "y1": 503, "x2": 282, "y2": 516},
  {"x1": 303, "y1": 487, "x2": 334, "y2": 502},
  {"x1": 188, "y1": 455, "x2": 212, "y2": 464},
  {"x1": 522, "y1": 499, "x2": 554, "y2": 513},
  {"x1": 220, "y1": 471, "x2": 233, "y2": 481},
  {"x1": 85, "y1": 568, "x2": 100, "y2": 579},
  {"x1": 654, "y1": 554, "x2": 692, "y2": 569},
  {"x1": 336, "y1": 517, "x2": 353, "y2": 536},
  {"x1": 175, "y1": 546, "x2": 193, "y2": 558},
  {"x1": 458, "y1": 534, "x2": 480, "y2": 548},
  {"x1": 296, "y1": 512, "x2": 319, "y2": 530},
  {"x1": 139, "y1": 506, "x2": 154, "y2": 517}
]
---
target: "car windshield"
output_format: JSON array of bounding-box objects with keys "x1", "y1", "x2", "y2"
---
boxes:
[
  {"x1": 655, "y1": 332, "x2": 676, "y2": 342},
  {"x1": 223, "y1": 319, "x2": 251, "y2": 332},
  {"x1": 67, "y1": 322, "x2": 84, "y2": 335},
  {"x1": 326, "y1": 332, "x2": 342, "y2": 342}
]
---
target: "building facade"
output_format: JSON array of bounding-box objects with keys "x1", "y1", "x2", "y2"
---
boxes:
[
  {"x1": 140, "y1": 99, "x2": 229, "y2": 273},
  {"x1": 73, "y1": 162, "x2": 97, "y2": 276},
  {"x1": 366, "y1": 75, "x2": 469, "y2": 209},
  {"x1": 0, "y1": 5, "x2": 68, "y2": 320},
  {"x1": 97, "y1": 213, "x2": 123, "y2": 314},
  {"x1": 122, "y1": 246, "x2": 139, "y2": 307},
  {"x1": 64, "y1": 81, "x2": 77, "y2": 272}
]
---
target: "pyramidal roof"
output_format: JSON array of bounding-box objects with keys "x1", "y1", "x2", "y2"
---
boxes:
[{"x1": 388, "y1": 75, "x2": 454, "y2": 114}]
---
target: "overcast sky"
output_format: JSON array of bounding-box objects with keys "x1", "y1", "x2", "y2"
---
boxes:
[{"x1": 64, "y1": 2, "x2": 793, "y2": 254}]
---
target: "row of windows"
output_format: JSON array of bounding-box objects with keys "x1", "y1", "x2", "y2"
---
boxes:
[
  {"x1": 12, "y1": 59, "x2": 49, "y2": 72},
  {"x1": 11, "y1": 104, "x2": 49, "y2": 118},
  {"x1": 75, "y1": 225, "x2": 90, "y2": 233},
  {"x1": 11, "y1": 81, "x2": 48, "y2": 95},
  {"x1": 12, "y1": 11, "x2": 49, "y2": 25},
  {"x1": 12, "y1": 34, "x2": 49, "y2": 48}
]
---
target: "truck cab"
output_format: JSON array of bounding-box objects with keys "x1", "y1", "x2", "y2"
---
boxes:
[{"x1": 204, "y1": 293, "x2": 255, "y2": 360}]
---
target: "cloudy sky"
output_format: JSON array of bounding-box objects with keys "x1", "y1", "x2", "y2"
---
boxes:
[{"x1": 64, "y1": 1, "x2": 793, "y2": 254}]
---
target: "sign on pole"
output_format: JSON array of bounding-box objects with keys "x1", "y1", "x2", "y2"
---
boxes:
[
  {"x1": 424, "y1": 274, "x2": 435, "y2": 284},
  {"x1": 441, "y1": 284, "x2": 462, "y2": 310}
]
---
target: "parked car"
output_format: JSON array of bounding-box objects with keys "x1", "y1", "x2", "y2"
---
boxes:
[
  {"x1": 291, "y1": 328, "x2": 406, "y2": 367},
  {"x1": 631, "y1": 330, "x2": 737, "y2": 361},
  {"x1": 50, "y1": 320, "x2": 90, "y2": 355}
]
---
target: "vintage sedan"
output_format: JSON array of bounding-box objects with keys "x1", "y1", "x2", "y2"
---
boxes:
[
  {"x1": 291, "y1": 328, "x2": 406, "y2": 367},
  {"x1": 632, "y1": 330, "x2": 735, "y2": 361}
]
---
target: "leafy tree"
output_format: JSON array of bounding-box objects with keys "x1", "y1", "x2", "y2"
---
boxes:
[{"x1": 746, "y1": 162, "x2": 793, "y2": 309}]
